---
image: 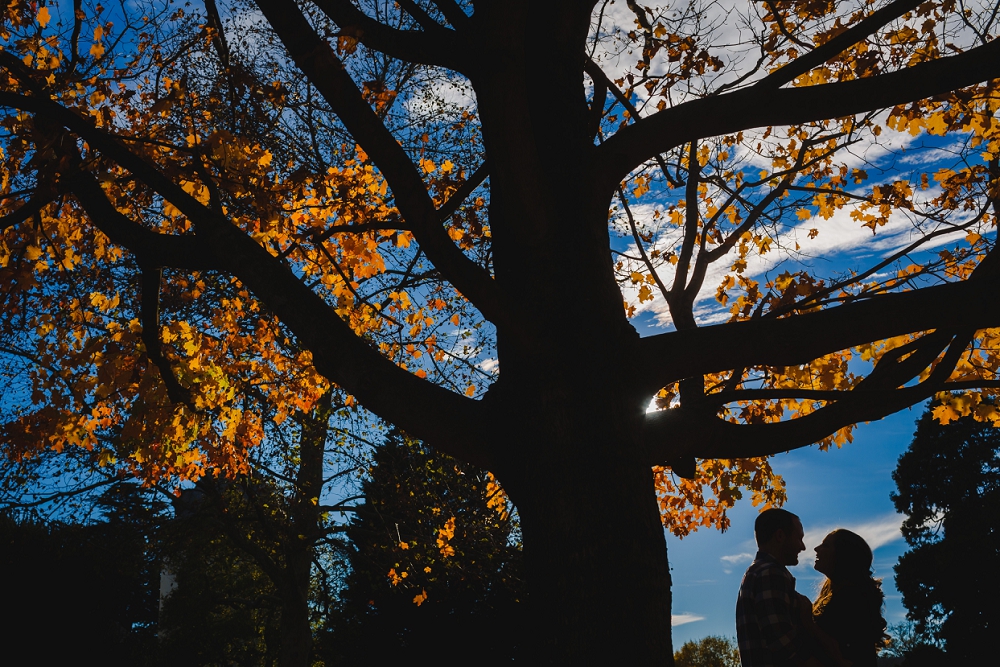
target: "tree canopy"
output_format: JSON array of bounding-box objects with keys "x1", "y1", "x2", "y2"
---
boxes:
[
  {"x1": 892, "y1": 397, "x2": 999, "y2": 660},
  {"x1": 328, "y1": 428, "x2": 521, "y2": 663},
  {"x1": 2, "y1": 0, "x2": 1000, "y2": 660}
]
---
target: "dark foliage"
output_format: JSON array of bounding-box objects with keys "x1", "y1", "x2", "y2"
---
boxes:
[
  {"x1": 673, "y1": 634, "x2": 740, "y2": 667},
  {"x1": 0, "y1": 483, "x2": 163, "y2": 666},
  {"x1": 323, "y1": 429, "x2": 523, "y2": 664},
  {"x1": 157, "y1": 480, "x2": 292, "y2": 666},
  {"x1": 891, "y1": 400, "x2": 999, "y2": 661}
]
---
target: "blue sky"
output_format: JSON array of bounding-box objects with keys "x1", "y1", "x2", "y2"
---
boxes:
[{"x1": 666, "y1": 404, "x2": 921, "y2": 647}]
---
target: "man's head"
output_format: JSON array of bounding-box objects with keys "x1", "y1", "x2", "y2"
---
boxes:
[{"x1": 754, "y1": 508, "x2": 805, "y2": 567}]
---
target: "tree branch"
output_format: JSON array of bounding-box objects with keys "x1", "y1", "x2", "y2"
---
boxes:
[
  {"x1": 430, "y1": 0, "x2": 471, "y2": 28},
  {"x1": 636, "y1": 250, "x2": 1000, "y2": 395},
  {"x1": 598, "y1": 37, "x2": 1000, "y2": 187},
  {"x1": 0, "y1": 192, "x2": 57, "y2": 232},
  {"x1": 253, "y1": 0, "x2": 508, "y2": 327},
  {"x1": 65, "y1": 170, "x2": 224, "y2": 271},
  {"x1": 760, "y1": 0, "x2": 924, "y2": 90},
  {"x1": 649, "y1": 326, "x2": 983, "y2": 462},
  {"x1": 309, "y1": 0, "x2": 466, "y2": 70},
  {"x1": 140, "y1": 267, "x2": 194, "y2": 406},
  {"x1": 436, "y1": 159, "x2": 489, "y2": 223},
  {"x1": 8, "y1": 111, "x2": 499, "y2": 468},
  {"x1": 644, "y1": 385, "x2": 920, "y2": 461}
]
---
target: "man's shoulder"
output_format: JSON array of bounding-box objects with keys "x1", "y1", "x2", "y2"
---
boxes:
[{"x1": 743, "y1": 552, "x2": 793, "y2": 584}]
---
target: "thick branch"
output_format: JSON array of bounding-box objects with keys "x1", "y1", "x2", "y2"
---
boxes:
[
  {"x1": 66, "y1": 171, "x2": 224, "y2": 271},
  {"x1": 310, "y1": 0, "x2": 466, "y2": 70},
  {"x1": 646, "y1": 328, "x2": 980, "y2": 461},
  {"x1": 637, "y1": 255, "x2": 1000, "y2": 394},
  {"x1": 59, "y1": 153, "x2": 495, "y2": 468},
  {"x1": 760, "y1": 0, "x2": 924, "y2": 90},
  {"x1": 253, "y1": 0, "x2": 507, "y2": 326},
  {"x1": 0, "y1": 192, "x2": 57, "y2": 232},
  {"x1": 599, "y1": 37, "x2": 1000, "y2": 186},
  {"x1": 644, "y1": 383, "x2": 926, "y2": 461},
  {"x1": 430, "y1": 0, "x2": 471, "y2": 28}
]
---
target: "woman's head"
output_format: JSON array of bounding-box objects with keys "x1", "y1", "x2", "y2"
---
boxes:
[
  {"x1": 813, "y1": 529, "x2": 874, "y2": 580},
  {"x1": 812, "y1": 529, "x2": 888, "y2": 646}
]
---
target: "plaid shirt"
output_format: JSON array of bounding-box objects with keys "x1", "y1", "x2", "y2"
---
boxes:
[{"x1": 736, "y1": 551, "x2": 808, "y2": 667}]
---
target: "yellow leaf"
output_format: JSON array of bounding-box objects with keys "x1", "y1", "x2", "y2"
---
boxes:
[
  {"x1": 966, "y1": 232, "x2": 982, "y2": 245},
  {"x1": 37, "y1": 7, "x2": 51, "y2": 28},
  {"x1": 931, "y1": 402, "x2": 959, "y2": 425},
  {"x1": 465, "y1": 385, "x2": 475, "y2": 397},
  {"x1": 440, "y1": 160, "x2": 455, "y2": 174},
  {"x1": 90, "y1": 41, "x2": 105, "y2": 59},
  {"x1": 413, "y1": 589, "x2": 428, "y2": 606},
  {"x1": 796, "y1": 208, "x2": 812, "y2": 221}
]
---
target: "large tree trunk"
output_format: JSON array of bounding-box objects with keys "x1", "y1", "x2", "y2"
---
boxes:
[
  {"x1": 277, "y1": 546, "x2": 314, "y2": 667},
  {"x1": 491, "y1": 332, "x2": 676, "y2": 662},
  {"x1": 515, "y1": 454, "x2": 674, "y2": 663}
]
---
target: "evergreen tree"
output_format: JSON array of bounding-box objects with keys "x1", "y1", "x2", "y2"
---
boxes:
[
  {"x1": 891, "y1": 400, "x2": 999, "y2": 660},
  {"x1": 326, "y1": 429, "x2": 522, "y2": 663},
  {"x1": 0, "y1": 483, "x2": 163, "y2": 666}
]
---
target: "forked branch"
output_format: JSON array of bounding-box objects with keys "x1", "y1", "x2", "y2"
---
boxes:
[
  {"x1": 309, "y1": 0, "x2": 467, "y2": 70},
  {"x1": 636, "y1": 247, "x2": 1000, "y2": 395},
  {"x1": 140, "y1": 267, "x2": 194, "y2": 406}
]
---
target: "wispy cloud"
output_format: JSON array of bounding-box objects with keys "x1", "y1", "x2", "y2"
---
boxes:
[
  {"x1": 801, "y1": 513, "x2": 904, "y2": 554},
  {"x1": 720, "y1": 552, "x2": 755, "y2": 565},
  {"x1": 720, "y1": 551, "x2": 756, "y2": 574},
  {"x1": 671, "y1": 613, "x2": 706, "y2": 627}
]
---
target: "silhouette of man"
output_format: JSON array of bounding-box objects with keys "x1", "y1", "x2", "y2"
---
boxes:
[{"x1": 736, "y1": 508, "x2": 821, "y2": 667}]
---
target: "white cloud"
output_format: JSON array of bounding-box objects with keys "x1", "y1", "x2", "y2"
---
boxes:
[
  {"x1": 799, "y1": 513, "x2": 904, "y2": 562},
  {"x1": 790, "y1": 514, "x2": 904, "y2": 583},
  {"x1": 720, "y1": 551, "x2": 756, "y2": 573},
  {"x1": 671, "y1": 612, "x2": 706, "y2": 627},
  {"x1": 620, "y1": 177, "x2": 990, "y2": 330},
  {"x1": 720, "y1": 552, "x2": 755, "y2": 565}
]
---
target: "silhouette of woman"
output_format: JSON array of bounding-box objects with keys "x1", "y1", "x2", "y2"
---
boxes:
[{"x1": 808, "y1": 529, "x2": 889, "y2": 667}]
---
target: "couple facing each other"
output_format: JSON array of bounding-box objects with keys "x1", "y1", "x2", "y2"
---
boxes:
[{"x1": 736, "y1": 508, "x2": 888, "y2": 667}]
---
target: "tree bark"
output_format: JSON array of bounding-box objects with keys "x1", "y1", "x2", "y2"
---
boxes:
[
  {"x1": 487, "y1": 318, "x2": 675, "y2": 663},
  {"x1": 274, "y1": 390, "x2": 332, "y2": 667},
  {"x1": 514, "y1": 452, "x2": 674, "y2": 663},
  {"x1": 277, "y1": 545, "x2": 314, "y2": 667}
]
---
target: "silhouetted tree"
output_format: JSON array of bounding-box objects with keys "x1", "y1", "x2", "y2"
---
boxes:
[
  {"x1": 891, "y1": 400, "x2": 999, "y2": 660},
  {"x1": 0, "y1": 483, "x2": 163, "y2": 666},
  {"x1": 673, "y1": 635, "x2": 740, "y2": 667},
  {"x1": 158, "y1": 481, "x2": 283, "y2": 667},
  {"x1": 324, "y1": 429, "x2": 522, "y2": 664}
]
